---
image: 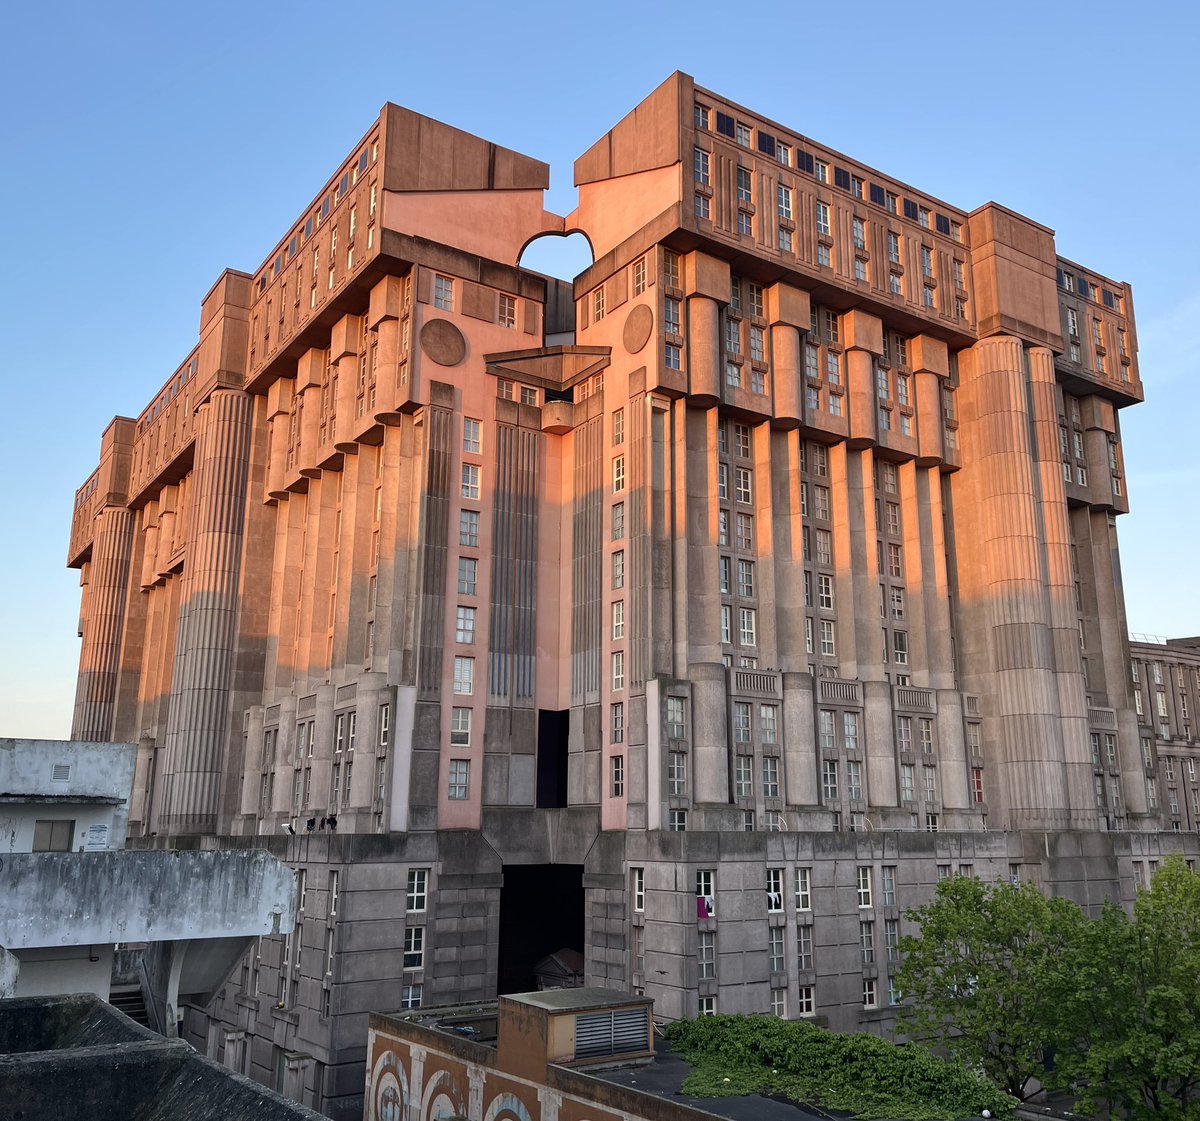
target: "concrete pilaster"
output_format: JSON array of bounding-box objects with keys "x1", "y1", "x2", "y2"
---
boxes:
[{"x1": 160, "y1": 389, "x2": 253, "y2": 832}]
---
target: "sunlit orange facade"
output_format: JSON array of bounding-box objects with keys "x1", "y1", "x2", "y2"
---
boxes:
[{"x1": 66, "y1": 74, "x2": 1188, "y2": 1118}]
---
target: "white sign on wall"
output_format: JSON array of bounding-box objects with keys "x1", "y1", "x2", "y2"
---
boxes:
[{"x1": 84, "y1": 823, "x2": 110, "y2": 851}]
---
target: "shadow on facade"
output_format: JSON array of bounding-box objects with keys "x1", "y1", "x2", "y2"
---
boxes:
[{"x1": 496, "y1": 863, "x2": 584, "y2": 995}]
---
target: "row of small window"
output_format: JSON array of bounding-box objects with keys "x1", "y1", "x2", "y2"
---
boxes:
[
  {"x1": 258, "y1": 141, "x2": 378, "y2": 290},
  {"x1": 137, "y1": 356, "x2": 198, "y2": 431},
  {"x1": 1145, "y1": 777, "x2": 1200, "y2": 820},
  {"x1": 1131, "y1": 660, "x2": 1200, "y2": 692},
  {"x1": 693, "y1": 106, "x2": 963, "y2": 240},
  {"x1": 1057, "y1": 267, "x2": 1122, "y2": 312},
  {"x1": 697, "y1": 980, "x2": 894, "y2": 1018},
  {"x1": 432, "y1": 274, "x2": 521, "y2": 329}
]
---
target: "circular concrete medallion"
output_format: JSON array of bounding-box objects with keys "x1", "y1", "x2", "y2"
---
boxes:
[
  {"x1": 419, "y1": 318, "x2": 466, "y2": 366},
  {"x1": 623, "y1": 303, "x2": 654, "y2": 354}
]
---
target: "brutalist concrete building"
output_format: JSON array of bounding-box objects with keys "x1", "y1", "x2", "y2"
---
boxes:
[{"x1": 64, "y1": 72, "x2": 1194, "y2": 1117}]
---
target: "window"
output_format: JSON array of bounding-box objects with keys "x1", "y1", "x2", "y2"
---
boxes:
[
  {"x1": 698, "y1": 995, "x2": 715, "y2": 1016},
  {"x1": 882, "y1": 865, "x2": 896, "y2": 907},
  {"x1": 739, "y1": 607, "x2": 757, "y2": 647},
  {"x1": 632, "y1": 866, "x2": 645, "y2": 912},
  {"x1": 632, "y1": 257, "x2": 647, "y2": 296},
  {"x1": 612, "y1": 550, "x2": 625, "y2": 589},
  {"x1": 736, "y1": 165, "x2": 752, "y2": 203},
  {"x1": 736, "y1": 122, "x2": 751, "y2": 147},
  {"x1": 777, "y1": 183, "x2": 793, "y2": 220},
  {"x1": 720, "y1": 604, "x2": 733, "y2": 645},
  {"x1": 663, "y1": 250, "x2": 681, "y2": 288},
  {"x1": 611, "y1": 501, "x2": 625, "y2": 539},
  {"x1": 893, "y1": 631, "x2": 908, "y2": 665},
  {"x1": 497, "y1": 378, "x2": 514, "y2": 401},
  {"x1": 453, "y1": 656, "x2": 474, "y2": 695},
  {"x1": 847, "y1": 759, "x2": 863, "y2": 801},
  {"x1": 463, "y1": 417, "x2": 481, "y2": 454},
  {"x1": 401, "y1": 926, "x2": 426, "y2": 971},
  {"x1": 698, "y1": 930, "x2": 716, "y2": 979},
  {"x1": 760, "y1": 703, "x2": 778, "y2": 744},
  {"x1": 32, "y1": 819, "x2": 73, "y2": 852},
  {"x1": 455, "y1": 605, "x2": 476, "y2": 644},
  {"x1": 820, "y1": 619, "x2": 836, "y2": 657},
  {"x1": 923, "y1": 285, "x2": 936, "y2": 308},
  {"x1": 457, "y1": 557, "x2": 477, "y2": 596},
  {"x1": 520, "y1": 385, "x2": 538, "y2": 406},
  {"x1": 610, "y1": 701, "x2": 624, "y2": 744},
  {"x1": 611, "y1": 598, "x2": 626, "y2": 642},
  {"x1": 400, "y1": 983, "x2": 423, "y2": 1009},
  {"x1": 735, "y1": 467, "x2": 753, "y2": 505},
  {"x1": 461, "y1": 463, "x2": 480, "y2": 500},
  {"x1": 814, "y1": 485, "x2": 831, "y2": 521},
  {"x1": 736, "y1": 558, "x2": 755, "y2": 598},
  {"x1": 863, "y1": 978, "x2": 878, "y2": 1009},
  {"x1": 843, "y1": 711, "x2": 859, "y2": 751},
  {"x1": 611, "y1": 650, "x2": 626, "y2": 691},
  {"x1": 886, "y1": 918, "x2": 901, "y2": 962},
  {"x1": 448, "y1": 759, "x2": 469, "y2": 800},
  {"x1": 857, "y1": 866, "x2": 873, "y2": 908},
  {"x1": 815, "y1": 201, "x2": 831, "y2": 236},
  {"x1": 822, "y1": 758, "x2": 839, "y2": 801},
  {"x1": 665, "y1": 342, "x2": 682, "y2": 369},
  {"x1": 761, "y1": 756, "x2": 779, "y2": 799},
  {"x1": 406, "y1": 868, "x2": 429, "y2": 912},
  {"x1": 663, "y1": 296, "x2": 681, "y2": 335},
  {"x1": 736, "y1": 512, "x2": 754, "y2": 551},
  {"x1": 889, "y1": 271, "x2": 902, "y2": 295},
  {"x1": 433, "y1": 274, "x2": 453, "y2": 311},
  {"x1": 860, "y1": 920, "x2": 875, "y2": 964},
  {"x1": 668, "y1": 750, "x2": 688, "y2": 796},
  {"x1": 694, "y1": 103, "x2": 710, "y2": 130},
  {"x1": 769, "y1": 926, "x2": 786, "y2": 973},
  {"x1": 612, "y1": 407, "x2": 625, "y2": 446},
  {"x1": 498, "y1": 293, "x2": 517, "y2": 328},
  {"x1": 610, "y1": 754, "x2": 625, "y2": 797},
  {"x1": 900, "y1": 763, "x2": 915, "y2": 801},
  {"x1": 693, "y1": 147, "x2": 710, "y2": 185},
  {"x1": 734, "y1": 702, "x2": 752, "y2": 747},
  {"x1": 816, "y1": 529, "x2": 832, "y2": 565},
  {"x1": 888, "y1": 543, "x2": 902, "y2": 578},
  {"x1": 921, "y1": 246, "x2": 933, "y2": 277},
  {"x1": 450, "y1": 707, "x2": 471, "y2": 747},
  {"x1": 923, "y1": 765, "x2": 937, "y2": 801}
]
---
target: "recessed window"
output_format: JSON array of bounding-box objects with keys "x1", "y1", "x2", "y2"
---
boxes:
[
  {"x1": 450, "y1": 707, "x2": 471, "y2": 747},
  {"x1": 447, "y1": 760, "x2": 469, "y2": 800},
  {"x1": 455, "y1": 606, "x2": 476, "y2": 644},
  {"x1": 459, "y1": 510, "x2": 479, "y2": 548},
  {"x1": 406, "y1": 868, "x2": 429, "y2": 912},
  {"x1": 498, "y1": 294, "x2": 517, "y2": 328},
  {"x1": 403, "y1": 925, "x2": 425, "y2": 968},
  {"x1": 452, "y1": 656, "x2": 474, "y2": 695},
  {"x1": 433, "y1": 274, "x2": 453, "y2": 311},
  {"x1": 463, "y1": 417, "x2": 481, "y2": 455},
  {"x1": 693, "y1": 147, "x2": 710, "y2": 186}
]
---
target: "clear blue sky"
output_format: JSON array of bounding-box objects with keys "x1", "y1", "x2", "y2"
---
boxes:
[{"x1": 1, "y1": 0, "x2": 1195, "y2": 738}]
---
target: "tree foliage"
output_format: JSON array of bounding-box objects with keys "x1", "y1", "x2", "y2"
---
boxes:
[
  {"x1": 664, "y1": 1013, "x2": 1016, "y2": 1121},
  {"x1": 897, "y1": 858, "x2": 1200, "y2": 1119},
  {"x1": 1054, "y1": 856, "x2": 1200, "y2": 1121},
  {"x1": 895, "y1": 876, "x2": 1084, "y2": 1100}
]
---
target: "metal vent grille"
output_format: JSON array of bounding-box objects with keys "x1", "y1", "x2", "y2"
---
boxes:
[
  {"x1": 51, "y1": 764, "x2": 71, "y2": 782},
  {"x1": 574, "y1": 1008, "x2": 648, "y2": 1059}
]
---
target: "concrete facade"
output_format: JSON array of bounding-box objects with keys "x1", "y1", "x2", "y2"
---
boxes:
[
  {"x1": 63, "y1": 73, "x2": 1192, "y2": 1118},
  {"x1": 0, "y1": 739, "x2": 296, "y2": 1028}
]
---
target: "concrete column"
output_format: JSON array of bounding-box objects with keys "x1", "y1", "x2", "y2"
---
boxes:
[
  {"x1": 863, "y1": 681, "x2": 897, "y2": 807},
  {"x1": 1028, "y1": 346, "x2": 1098, "y2": 825},
  {"x1": 266, "y1": 377, "x2": 293, "y2": 501},
  {"x1": 297, "y1": 349, "x2": 325, "y2": 480},
  {"x1": 72, "y1": 504, "x2": 134, "y2": 740},
  {"x1": 686, "y1": 296, "x2": 720, "y2": 405},
  {"x1": 160, "y1": 389, "x2": 253, "y2": 832},
  {"x1": 677, "y1": 405, "x2": 721, "y2": 665},
  {"x1": 768, "y1": 428, "x2": 807, "y2": 672},
  {"x1": 831, "y1": 443, "x2": 883, "y2": 679},
  {"x1": 332, "y1": 313, "x2": 362, "y2": 452},
  {"x1": 140, "y1": 500, "x2": 159, "y2": 590},
  {"x1": 771, "y1": 324, "x2": 802, "y2": 427},
  {"x1": 782, "y1": 671, "x2": 816, "y2": 805},
  {"x1": 959, "y1": 335, "x2": 1070, "y2": 830},
  {"x1": 689, "y1": 662, "x2": 729, "y2": 804}
]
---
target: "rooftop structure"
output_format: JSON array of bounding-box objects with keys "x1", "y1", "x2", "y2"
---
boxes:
[
  {"x1": 62, "y1": 73, "x2": 1188, "y2": 1117},
  {"x1": 0, "y1": 993, "x2": 326, "y2": 1121}
]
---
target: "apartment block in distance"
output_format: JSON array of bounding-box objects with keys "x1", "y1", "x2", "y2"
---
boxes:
[{"x1": 65, "y1": 73, "x2": 1193, "y2": 1117}]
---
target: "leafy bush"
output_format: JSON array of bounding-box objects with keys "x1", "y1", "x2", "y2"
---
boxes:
[{"x1": 664, "y1": 1014, "x2": 1016, "y2": 1121}]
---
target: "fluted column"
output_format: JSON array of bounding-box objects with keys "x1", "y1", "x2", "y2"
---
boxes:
[
  {"x1": 72, "y1": 505, "x2": 134, "y2": 740},
  {"x1": 961, "y1": 335, "x2": 1070, "y2": 829},
  {"x1": 160, "y1": 389, "x2": 253, "y2": 832}
]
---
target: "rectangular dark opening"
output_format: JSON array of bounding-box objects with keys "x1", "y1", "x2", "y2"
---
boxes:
[{"x1": 536, "y1": 709, "x2": 569, "y2": 808}]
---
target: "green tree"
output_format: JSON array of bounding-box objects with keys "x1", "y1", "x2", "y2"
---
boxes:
[
  {"x1": 895, "y1": 875, "x2": 1085, "y2": 1100},
  {"x1": 1056, "y1": 856, "x2": 1200, "y2": 1121}
]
